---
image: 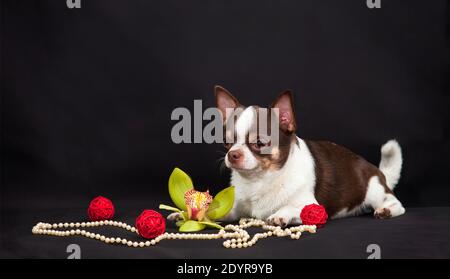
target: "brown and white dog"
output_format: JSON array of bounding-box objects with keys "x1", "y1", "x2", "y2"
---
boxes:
[{"x1": 215, "y1": 85, "x2": 405, "y2": 227}]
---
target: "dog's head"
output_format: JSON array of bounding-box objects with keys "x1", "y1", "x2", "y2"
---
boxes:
[{"x1": 215, "y1": 85, "x2": 298, "y2": 175}]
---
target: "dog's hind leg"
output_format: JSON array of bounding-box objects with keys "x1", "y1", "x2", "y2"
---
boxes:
[{"x1": 365, "y1": 176, "x2": 405, "y2": 219}]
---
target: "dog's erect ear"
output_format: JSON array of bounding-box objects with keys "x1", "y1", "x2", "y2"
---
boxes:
[
  {"x1": 271, "y1": 90, "x2": 297, "y2": 133},
  {"x1": 215, "y1": 85, "x2": 240, "y2": 122}
]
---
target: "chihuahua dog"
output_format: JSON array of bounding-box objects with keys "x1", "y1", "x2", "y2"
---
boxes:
[
  {"x1": 214, "y1": 85, "x2": 405, "y2": 227},
  {"x1": 169, "y1": 86, "x2": 405, "y2": 227}
]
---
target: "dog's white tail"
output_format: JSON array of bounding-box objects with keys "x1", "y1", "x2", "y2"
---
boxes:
[{"x1": 379, "y1": 140, "x2": 403, "y2": 190}]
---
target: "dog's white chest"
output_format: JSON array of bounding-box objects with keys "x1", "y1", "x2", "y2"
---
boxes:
[
  {"x1": 231, "y1": 172, "x2": 306, "y2": 219},
  {"x1": 229, "y1": 139, "x2": 317, "y2": 220}
]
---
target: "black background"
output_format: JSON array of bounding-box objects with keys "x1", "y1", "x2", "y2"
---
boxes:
[{"x1": 1, "y1": 0, "x2": 450, "y2": 258}]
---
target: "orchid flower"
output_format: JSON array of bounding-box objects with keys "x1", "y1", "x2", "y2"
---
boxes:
[
  {"x1": 184, "y1": 189, "x2": 213, "y2": 221},
  {"x1": 159, "y1": 168, "x2": 235, "y2": 232}
]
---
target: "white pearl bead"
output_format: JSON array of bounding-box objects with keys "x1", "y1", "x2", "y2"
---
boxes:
[{"x1": 32, "y1": 217, "x2": 320, "y2": 250}]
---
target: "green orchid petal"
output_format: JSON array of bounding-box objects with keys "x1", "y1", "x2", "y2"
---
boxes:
[
  {"x1": 159, "y1": 205, "x2": 188, "y2": 221},
  {"x1": 168, "y1": 168, "x2": 194, "y2": 211},
  {"x1": 199, "y1": 221, "x2": 224, "y2": 230},
  {"x1": 179, "y1": 220, "x2": 206, "y2": 232},
  {"x1": 159, "y1": 204, "x2": 182, "y2": 212},
  {"x1": 207, "y1": 186, "x2": 235, "y2": 220},
  {"x1": 181, "y1": 211, "x2": 189, "y2": 221}
]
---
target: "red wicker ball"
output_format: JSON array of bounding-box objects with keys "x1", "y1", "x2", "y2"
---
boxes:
[
  {"x1": 87, "y1": 196, "x2": 115, "y2": 221},
  {"x1": 300, "y1": 204, "x2": 328, "y2": 228},
  {"x1": 135, "y1": 210, "x2": 166, "y2": 239}
]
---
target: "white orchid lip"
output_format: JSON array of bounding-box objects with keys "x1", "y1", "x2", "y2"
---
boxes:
[{"x1": 184, "y1": 189, "x2": 213, "y2": 221}]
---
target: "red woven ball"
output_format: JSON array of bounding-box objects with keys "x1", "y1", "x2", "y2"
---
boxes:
[
  {"x1": 87, "y1": 196, "x2": 115, "y2": 221},
  {"x1": 135, "y1": 210, "x2": 166, "y2": 239},
  {"x1": 300, "y1": 204, "x2": 328, "y2": 228}
]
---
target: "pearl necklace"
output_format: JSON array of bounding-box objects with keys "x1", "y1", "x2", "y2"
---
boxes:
[{"x1": 32, "y1": 218, "x2": 316, "y2": 249}]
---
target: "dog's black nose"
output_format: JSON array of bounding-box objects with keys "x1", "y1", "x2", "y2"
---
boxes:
[{"x1": 228, "y1": 150, "x2": 243, "y2": 163}]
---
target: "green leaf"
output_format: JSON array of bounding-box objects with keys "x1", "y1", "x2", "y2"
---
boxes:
[
  {"x1": 159, "y1": 204, "x2": 182, "y2": 212},
  {"x1": 168, "y1": 168, "x2": 194, "y2": 211},
  {"x1": 176, "y1": 220, "x2": 186, "y2": 227},
  {"x1": 179, "y1": 220, "x2": 206, "y2": 232},
  {"x1": 207, "y1": 186, "x2": 235, "y2": 220},
  {"x1": 199, "y1": 221, "x2": 224, "y2": 230}
]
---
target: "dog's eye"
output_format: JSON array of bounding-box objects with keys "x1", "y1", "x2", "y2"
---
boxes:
[
  {"x1": 251, "y1": 139, "x2": 269, "y2": 151},
  {"x1": 256, "y1": 139, "x2": 266, "y2": 148}
]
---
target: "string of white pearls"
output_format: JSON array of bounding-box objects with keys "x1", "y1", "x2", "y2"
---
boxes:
[{"x1": 32, "y1": 218, "x2": 316, "y2": 249}]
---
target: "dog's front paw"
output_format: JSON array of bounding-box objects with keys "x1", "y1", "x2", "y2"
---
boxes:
[
  {"x1": 266, "y1": 214, "x2": 289, "y2": 228},
  {"x1": 167, "y1": 212, "x2": 183, "y2": 222}
]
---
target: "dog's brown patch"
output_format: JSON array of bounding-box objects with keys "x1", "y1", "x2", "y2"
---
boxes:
[
  {"x1": 245, "y1": 106, "x2": 296, "y2": 171},
  {"x1": 304, "y1": 140, "x2": 391, "y2": 217},
  {"x1": 374, "y1": 208, "x2": 392, "y2": 219}
]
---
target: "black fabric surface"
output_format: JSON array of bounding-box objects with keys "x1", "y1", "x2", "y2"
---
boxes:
[{"x1": 1, "y1": 200, "x2": 449, "y2": 258}]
